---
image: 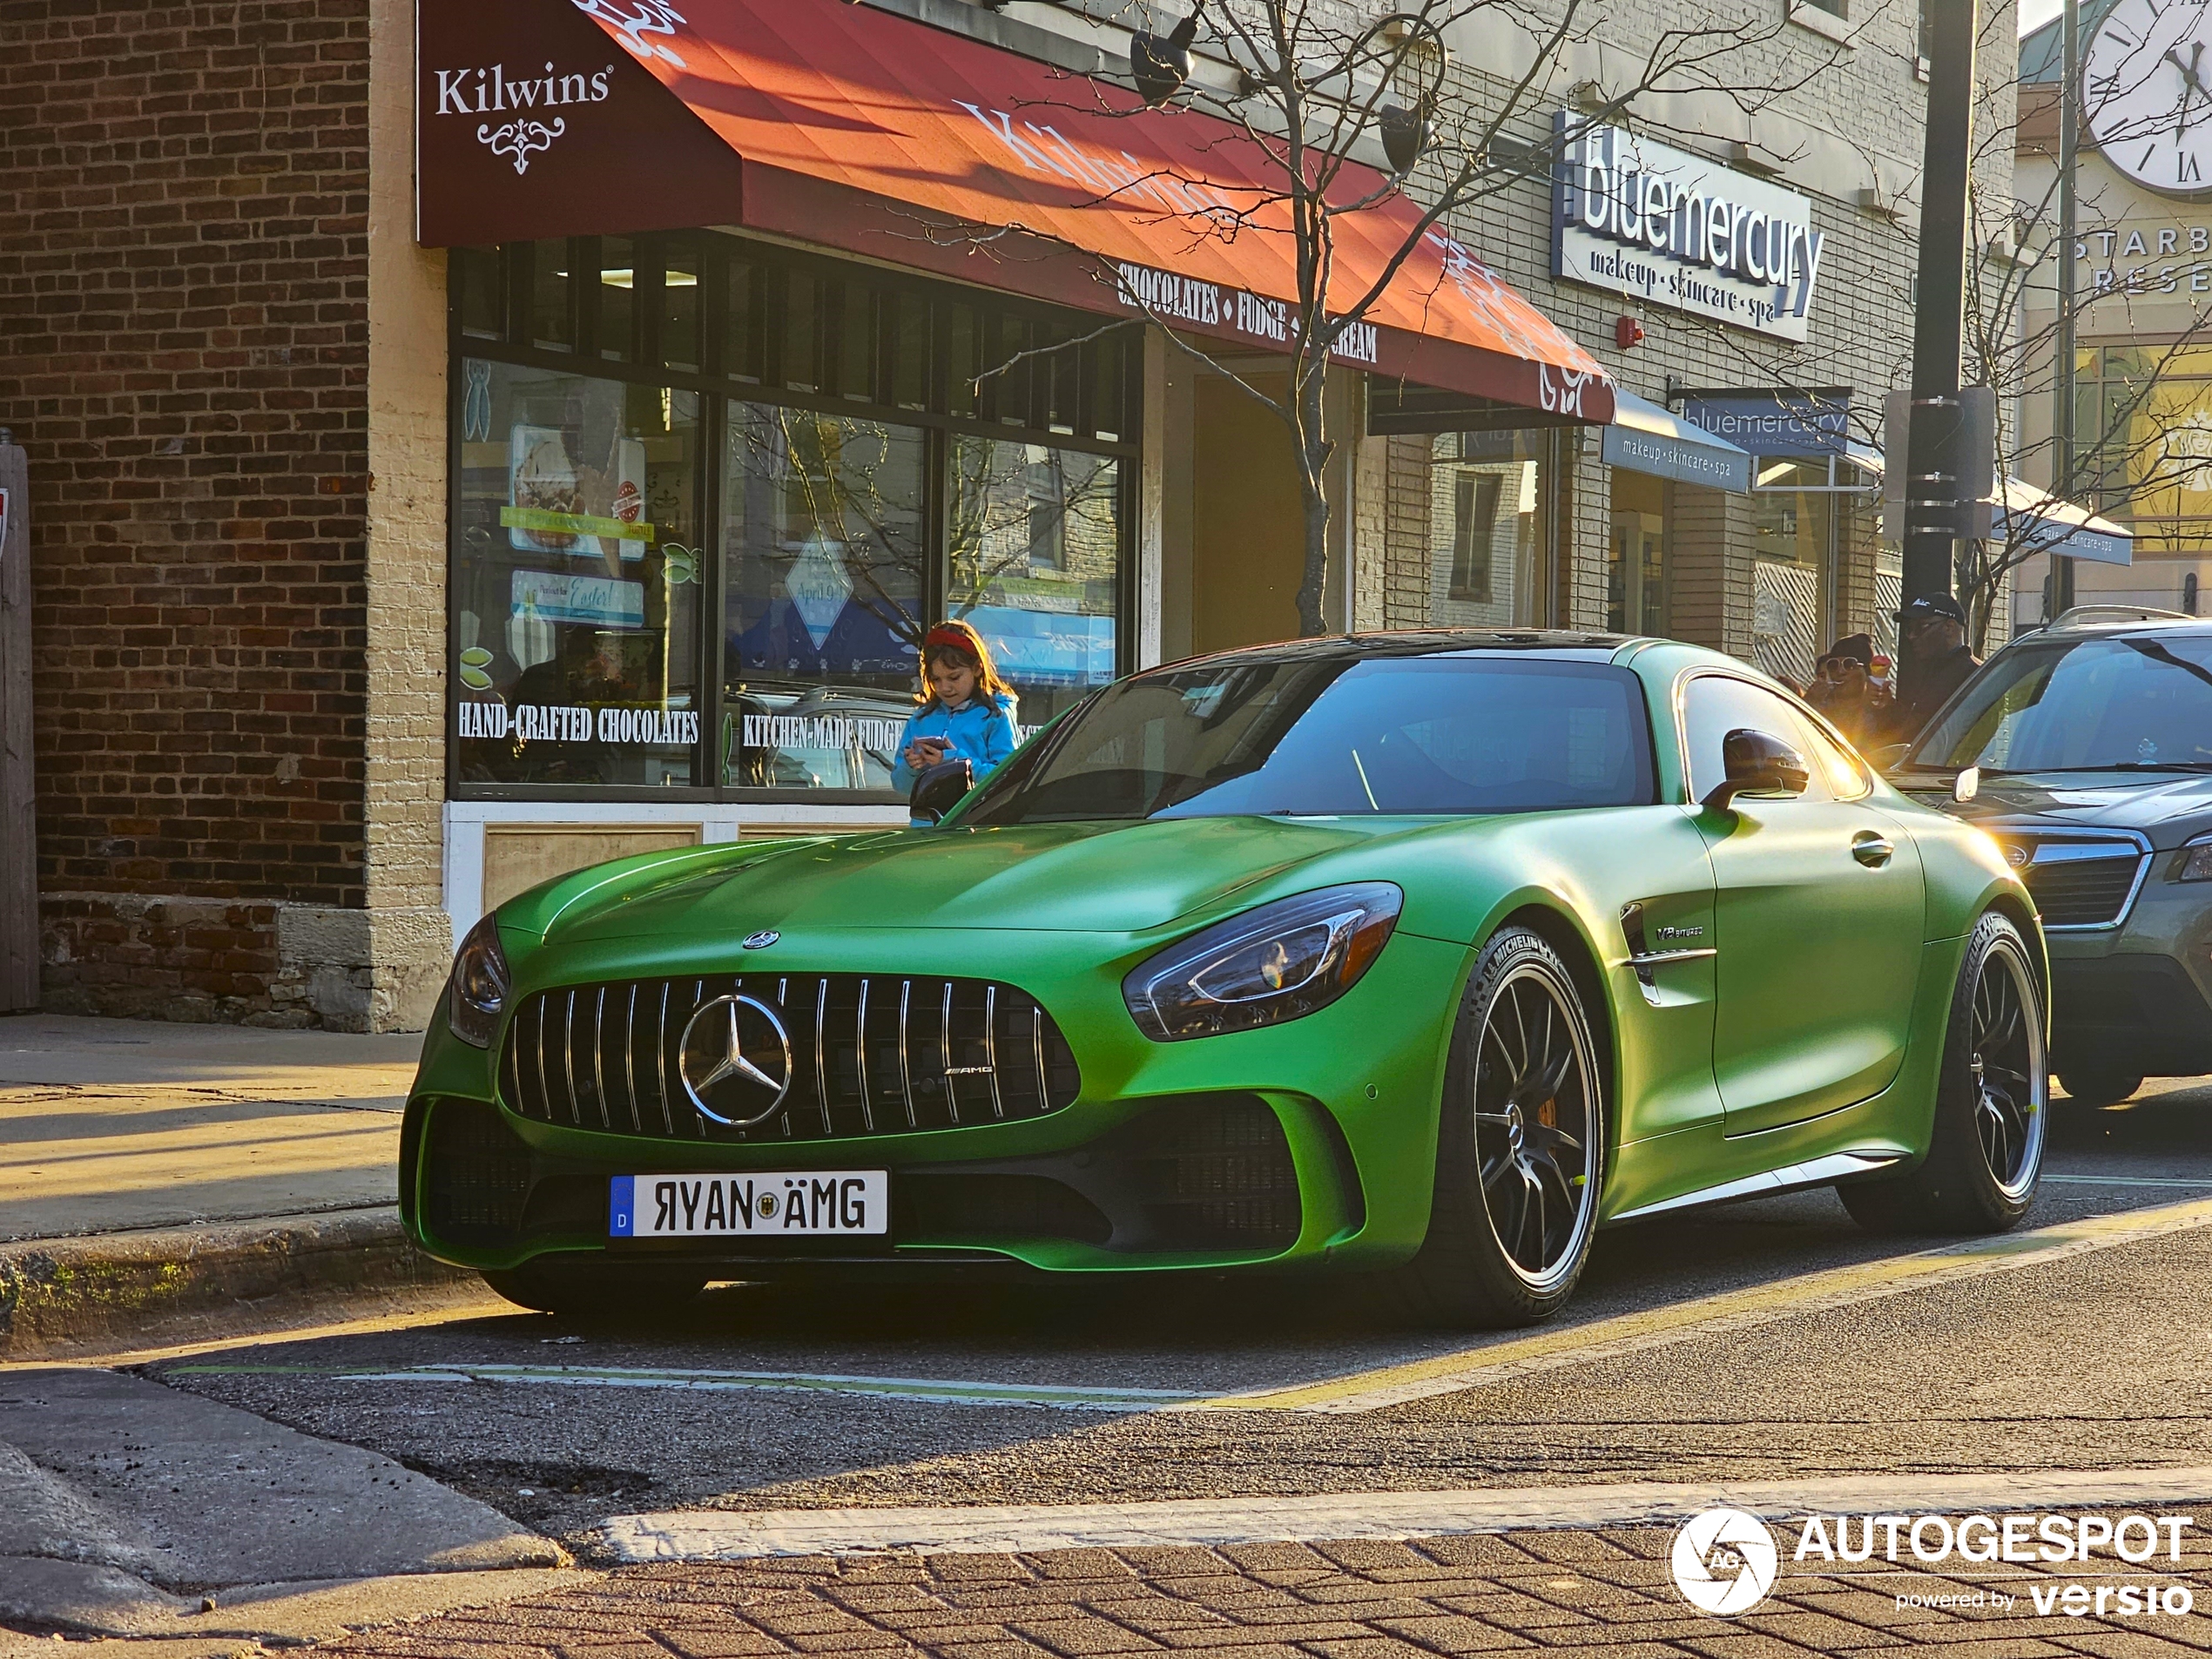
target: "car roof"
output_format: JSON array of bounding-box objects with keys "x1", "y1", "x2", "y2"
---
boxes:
[
  {"x1": 2004, "y1": 616, "x2": 2212, "y2": 648},
  {"x1": 1145, "y1": 629, "x2": 1651, "y2": 674}
]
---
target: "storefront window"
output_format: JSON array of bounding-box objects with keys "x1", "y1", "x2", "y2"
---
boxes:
[
  {"x1": 720, "y1": 404, "x2": 927, "y2": 790},
  {"x1": 1608, "y1": 469, "x2": 1669, "y2": 636},
  {"x1": 451, "y1": 233, "x2": 1137, "y2": 799},
  {"x1": 1427, "y1": 430, "x2": 1553, "y2": 625},
  {"x1": 1750, "y1": 458, "x2": 1835, "y2": 685},
  {"x1": 452, "y1": 361, "x2": 701, "y2": 786},
  {"x1": 948, "y1": 438, "x2": 1121, "y2": 728}
]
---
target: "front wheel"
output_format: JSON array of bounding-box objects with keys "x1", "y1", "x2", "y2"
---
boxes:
[
  {"x1": 482, "y1": 1259, "x2": 709, "y2": 1319},
  {"x1": 1388, "y1": 927, "x2": 1606, "y2": 1327},
  {"x1": 1841, "y1": 911, "x2": 2047, "y2": 1234}
]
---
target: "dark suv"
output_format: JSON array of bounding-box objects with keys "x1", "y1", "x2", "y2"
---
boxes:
[{"x1": 1891, "y1": 612, "x2": 2212, "y2": 1105}]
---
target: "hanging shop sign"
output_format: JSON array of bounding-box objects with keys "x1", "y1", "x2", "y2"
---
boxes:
[
  {"x1": 1677, "y1": 390, "x2": 1856, "y2": 460},
  {"x1": 1554, "y1": 118, "x2": 1826, "y2": 343}
]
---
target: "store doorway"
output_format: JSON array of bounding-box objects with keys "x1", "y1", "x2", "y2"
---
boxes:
[
  {"x1": 1608, "y1": 469, "x2": 1669, "y2": 637},
  {"x1": 1191, "y1": 371, "x2": 1303, "y2": 653}
]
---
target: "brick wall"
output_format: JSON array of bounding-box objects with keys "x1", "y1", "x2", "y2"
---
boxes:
[{"x1": 0, "y1": 0, "x2": 375, "y2": 1023}]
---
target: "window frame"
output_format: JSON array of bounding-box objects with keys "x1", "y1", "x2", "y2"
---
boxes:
[
  {"x1": 1671, "y1": 668, "x2": 1868, "y2": 806},
  {"x1": 446, "y1": 233, "x2": 1143, "y2": 805}
]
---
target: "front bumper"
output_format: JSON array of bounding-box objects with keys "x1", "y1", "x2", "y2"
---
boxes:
[{"x1": 401, "y1": 928, "x2": 1472, "y2": 1277}]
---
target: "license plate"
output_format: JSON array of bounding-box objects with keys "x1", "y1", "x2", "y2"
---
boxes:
[{"x1": 609, "y1": 1172, "x2": 888, "y2": 1238}]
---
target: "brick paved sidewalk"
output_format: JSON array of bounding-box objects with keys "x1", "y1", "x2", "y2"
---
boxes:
[{"x1": 324, "y1": 1522, "x2": 2212, "y2": 1657}]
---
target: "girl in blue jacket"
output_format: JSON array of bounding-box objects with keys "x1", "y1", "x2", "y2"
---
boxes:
[{"x1": 891, "y1": 619, "x2": 1021, "y2": 802}]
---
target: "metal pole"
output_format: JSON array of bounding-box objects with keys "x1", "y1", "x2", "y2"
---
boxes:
[
  {"x1": 1903, "y1": 0, "x2": 1979, "y2": 697},
  {"x1": 0, "y1": 428, "x2": 35, "y2": 1012},
  {"x1": 2053, "y1": 0, "x2": 2080, "y2": 620}
]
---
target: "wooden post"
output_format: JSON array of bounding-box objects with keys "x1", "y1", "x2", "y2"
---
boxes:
[{"x1": 0, "y1": 430, "x2": 35, "y2": 1012}]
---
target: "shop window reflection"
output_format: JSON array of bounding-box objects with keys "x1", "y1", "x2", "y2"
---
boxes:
[
  {"x1": 659, "y1": 240, "x2": 700, "y2": 373},
  {"x1": 598, "y1": 237, "x2": 636, "y2": 363},
  {"x1": 720, "y1": 405, "x2": 927, "y2": 791},
  {"x1": 1428, "y1": 430, "x2": 1548, "y2": 625},
  {"x1": 1608, "y1": 469, "x2": 1668, "y2": 637},
  {"x1": 948, "y1": 439, "x2": 1121, "y2": 728},
  {"x1": 452, "y1": 361, "x2": 699, "y2": 786},
  {"x1": 1750, "y1": 458, "x2": 1836, "y2": 687}
]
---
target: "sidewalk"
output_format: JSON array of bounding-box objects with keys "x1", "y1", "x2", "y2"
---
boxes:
[{"x1": 0, "y1": 1015, "x2": 480, "y2": 1360}]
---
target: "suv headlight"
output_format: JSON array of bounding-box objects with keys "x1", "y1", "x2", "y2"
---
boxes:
[
  {"x1": 447, "y1": 914, "x2": 512, "y2": 1049},
  {"x1": 2181, "y1": 834, "x2": 2212, "y2": 882},
  {"x1": 1123, "y1": 883, "x2": 1402, "y2": 1042}
]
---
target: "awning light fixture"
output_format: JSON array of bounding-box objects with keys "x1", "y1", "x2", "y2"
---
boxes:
[
  {"x1": 1379, "y1": 98, "x2": 1430, "y2": 174},
  {"x1": 1131, "y1": 8, "x2": 1202, "y2": 107}
]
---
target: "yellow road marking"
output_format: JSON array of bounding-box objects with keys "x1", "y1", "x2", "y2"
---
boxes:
[{"x1": 1185, "y1": 1194, "x2": 2212, "y2": 1413}]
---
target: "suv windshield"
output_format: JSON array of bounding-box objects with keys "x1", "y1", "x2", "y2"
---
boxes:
[
  {"x1": 1907, "y1": 631, "x2": 2212, "y2": 774},
  {"x1": 957, "y1": 655, "x2": 1656, "y2": 825}
]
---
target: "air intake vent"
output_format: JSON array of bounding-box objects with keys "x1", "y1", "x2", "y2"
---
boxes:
[{"x1": 498, "y1": 974, "x2": 1081, "y2": 1144}]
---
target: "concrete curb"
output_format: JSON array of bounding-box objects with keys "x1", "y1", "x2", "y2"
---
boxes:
[{"x1": 0, "y1": 1208, "x2": 472, "y2": 1362}]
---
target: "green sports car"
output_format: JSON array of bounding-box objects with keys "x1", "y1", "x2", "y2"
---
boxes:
[{"x1": 403, "y1": 632, "x2": 2049, "y2": 1326}]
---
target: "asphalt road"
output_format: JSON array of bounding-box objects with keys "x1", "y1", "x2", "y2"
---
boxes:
[{"x1": 139, "y1": 1077, "x2": 2212, "y2": 1568}]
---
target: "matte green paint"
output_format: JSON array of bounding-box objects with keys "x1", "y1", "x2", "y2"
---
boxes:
[{"x1": 404, "y1": 638, "x2": 2041, "y2": 1280}]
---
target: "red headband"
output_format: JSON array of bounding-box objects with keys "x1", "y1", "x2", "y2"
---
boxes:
[{"x1": 923, "y1": 626, "x2": 976, "y2": 651}]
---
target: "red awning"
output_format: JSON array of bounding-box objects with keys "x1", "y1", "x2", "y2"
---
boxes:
[{"x1": 416, "y1": 0, "x2": 1611, "y2": 421}]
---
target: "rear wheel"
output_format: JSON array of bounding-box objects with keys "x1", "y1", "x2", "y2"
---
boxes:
[
  {"x1": 482, "y1": 1260, "x2": 709, "y2": 1318},
  {"x1": 1388, "y1": 927, "x2": 1604, "y2": 1327},
  {"x1": 1840, "y1": 911, "x2": 2047, "y2": 1234},
  {"x1": 2057, "y1": 1069, "x2": 2142, "y2": 1109}
]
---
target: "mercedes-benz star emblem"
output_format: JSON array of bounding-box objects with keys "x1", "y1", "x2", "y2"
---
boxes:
[
  {"x1": 2006, "y1": 845, "x2": 2030, "y2": 868},
  {"x1": 742, "y1": 930, "x2": 780, "y2": 949},
  {"x1": 677, "y1": 994, "x2": 794, "y2": 1127}
]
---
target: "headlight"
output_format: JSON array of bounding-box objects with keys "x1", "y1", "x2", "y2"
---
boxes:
[
  {"x1": 447, "y1": 914, "x2": 511, "y2": 1049},
  {"x1": 2181, "y1": 837, "x2": 2212, "y2": 882},
  {"x1": 1123, "y1": 882, "x2": 1402, "y2": 1042}
]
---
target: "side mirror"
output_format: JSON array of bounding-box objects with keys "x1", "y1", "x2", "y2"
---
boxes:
[
  {"x1": 910, "y1": 757, "x2": 974, "y2": 825},
  {"x1": 1702, "y1": 728, "x2": 1810, "y2": 813}
]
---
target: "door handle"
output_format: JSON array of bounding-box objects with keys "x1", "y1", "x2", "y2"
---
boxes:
[{"x1": 1851, "y1": 830, "x2": 1894, "y2": 868}]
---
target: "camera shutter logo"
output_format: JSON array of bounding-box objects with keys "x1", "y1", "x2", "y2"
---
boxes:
[
  {"x1": 1670, "y1": 1508, "x2": 1779, "y2": 1615},
  {"x1": 677, "y1": 995, "x2": 793, "y2": 1127}
]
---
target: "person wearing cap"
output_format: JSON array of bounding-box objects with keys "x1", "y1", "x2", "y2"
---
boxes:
[
  {"x1": 890, "y1": 618, "x2": 1022, "y2": 808},
  {"x1": 1805, "y1": 631, "x2": 1891, "y2": 747},
  {"x1": 1885, "y1": 593, "x2": 1980, "y2": 745}
]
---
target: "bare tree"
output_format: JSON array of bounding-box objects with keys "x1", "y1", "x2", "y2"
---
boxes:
[
  {"x1": 929, "y1": 0, "x2": 1858, "y2": 636},
  {"x1": 1959, "y1": 66, "x2": 2212, "y2": 651}
]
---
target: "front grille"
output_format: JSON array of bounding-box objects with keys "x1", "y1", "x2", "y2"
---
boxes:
[
  {"x1": 498, "y1": 974, "x2": 1082, "y2": 1143},
  {"x1": 2002, "y1": 839, "x2": 2147, "y2": 928},
  {"x1": 422, "y1": 1098, "x2": 533, "y2": 1242}
]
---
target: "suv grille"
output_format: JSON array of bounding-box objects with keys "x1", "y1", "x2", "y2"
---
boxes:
[
  {"x1": 1995, "y1": 836, "x2": 2148, "y2": 928},
  {"x1": 497, "y1": 974, "x2": 1081, "y2": 1143}
]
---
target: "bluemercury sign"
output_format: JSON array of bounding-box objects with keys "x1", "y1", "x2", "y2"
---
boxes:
[
  {"x1": 1554, "y1": 118, "x2": 1825, "y2": 343},
  {"x1": 1679, "y1": 391, "x2": 1855, "y2": 460},
  {"x1": 1601, "y1": 424, "x2": 1752, "y2": 492}
]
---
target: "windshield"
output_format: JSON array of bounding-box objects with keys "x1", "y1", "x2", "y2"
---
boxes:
[
  {"x1": 956, "y1": 656, "x2": 1656, "y2": 825},
  {"x1": 1907, "y1": 632, "x2": 2212, "y2": 773}
]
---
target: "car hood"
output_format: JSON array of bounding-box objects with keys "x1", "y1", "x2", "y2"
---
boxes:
[
  {"x1": 1902, "y1": 769, "x2": 2212, "y2": 848},
  {"x1": 542, "y1": 815, "x2": 1386, "y2": 943}
]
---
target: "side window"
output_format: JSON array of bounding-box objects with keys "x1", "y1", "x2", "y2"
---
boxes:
[
  {"x1": 1797, "y1": 715, "x2": 1872, "y2": 799},
  {"x1": 1680, "y1": 675, "x2": 1832, "y2": 804}
]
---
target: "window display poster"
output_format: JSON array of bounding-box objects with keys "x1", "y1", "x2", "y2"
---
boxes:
[
  {"x1": 509, "y1": 568, "x2": 646, "y2": 629},
  {"x1": 503, "y1": 424, "x2": 652, "y2": 560}
]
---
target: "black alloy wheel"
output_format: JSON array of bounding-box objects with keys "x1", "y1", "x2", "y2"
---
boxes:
[
  {"x1": 1473, "y1": 964, "x2": 1599, "y2": 1288},
  {"x1": 1389, "y1": 927, "x2": 1605, "y2": 1326},
  {"x1": 1841, "y1": 911, "x2": 2047, "y2": 1234},
  {"x1": 1972, "y1": 937, "x2": 2044, "y2": 1203}
]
